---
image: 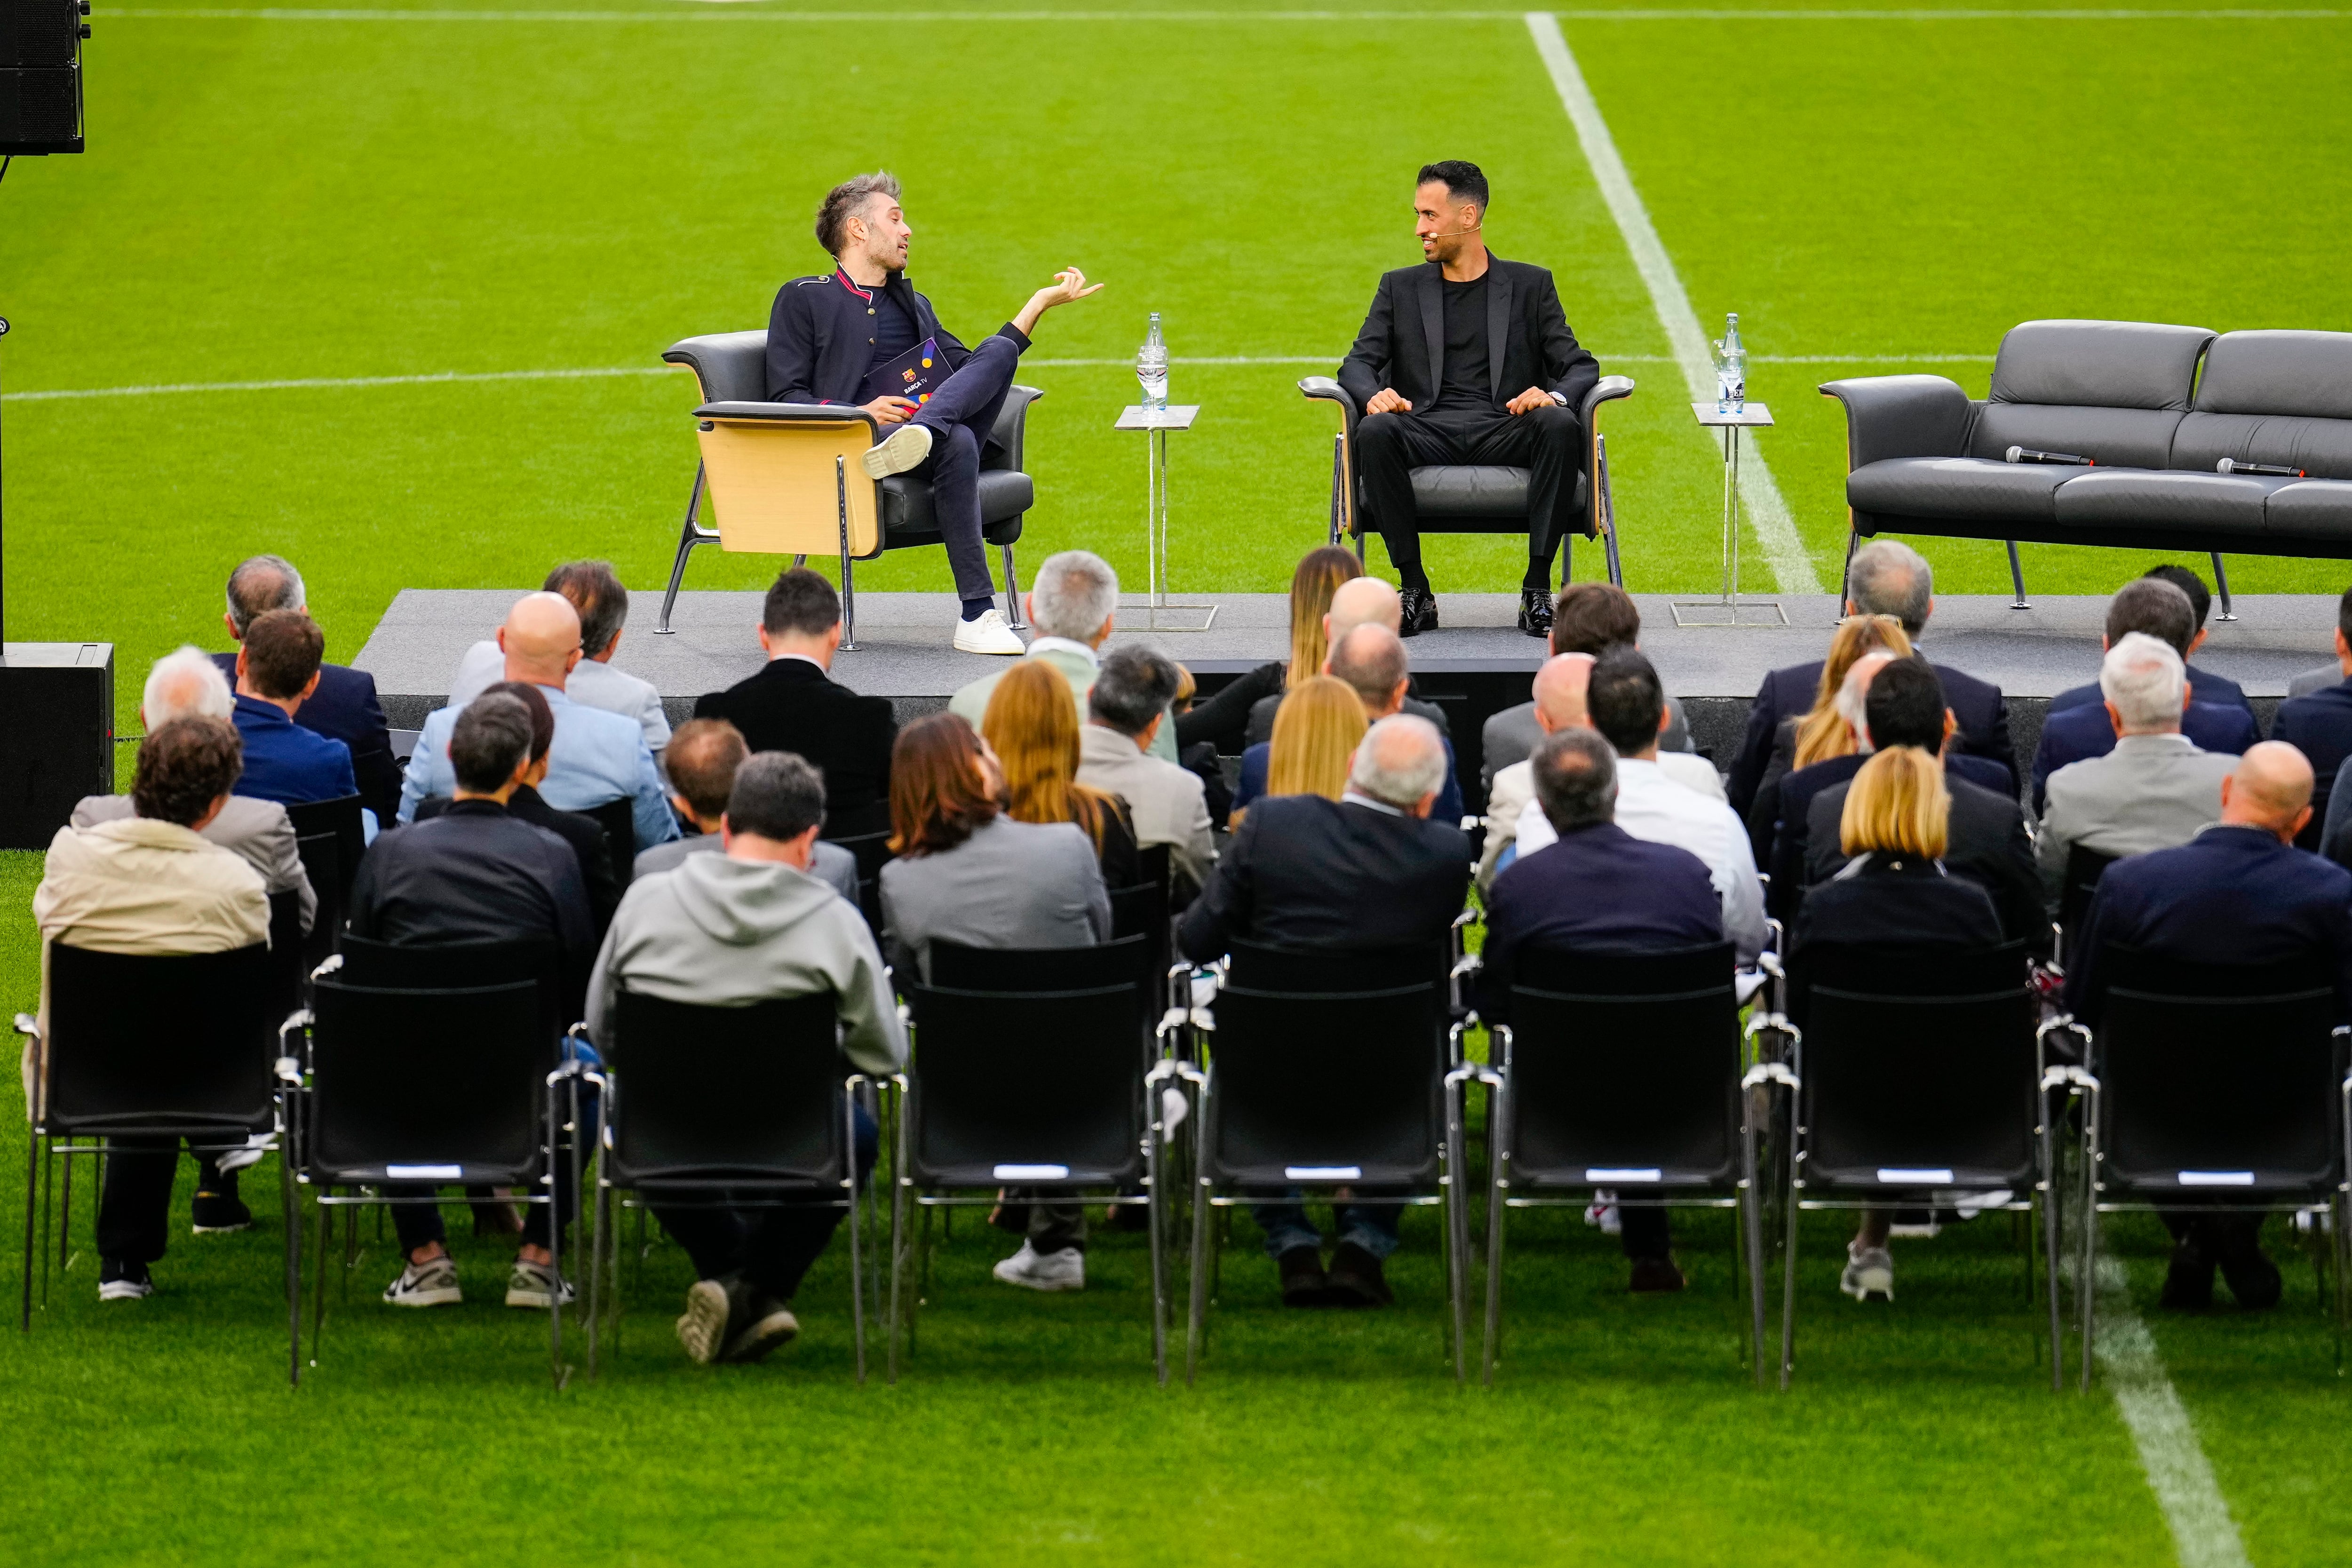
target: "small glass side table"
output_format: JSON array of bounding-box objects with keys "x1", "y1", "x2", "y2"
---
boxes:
[
  {"x1": 1673, "y1": 401, "x2": 1788, "y2": 628},
  {"x1": 1113, "y1": 404, "x2": 1216, "y2": 631}
]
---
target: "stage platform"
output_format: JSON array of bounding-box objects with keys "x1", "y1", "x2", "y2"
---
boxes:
[{"x1": 352, "y1": 589, "x2": 2343, "y2": 805}]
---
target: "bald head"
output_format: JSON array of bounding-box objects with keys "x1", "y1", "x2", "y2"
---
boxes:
[
  {"x1": 2220, "y1": 740, "x2": 2316, "y2": 841},
  {"x1": 500, "y1": 591, "x2": 585, "y2": 688},
  {"x1": 1349, "y1": 713, "x2": 1447, "y2": 815},
  {"x1": 1532, "y1": 653, "x2": 1595, "y2": 734},
  {"x1": 1326, "y1": 577, "x2": 1402, "y2": 645},
  {"x1": 1328, "y1": 622, "x2": 1410, "y2": 718}
]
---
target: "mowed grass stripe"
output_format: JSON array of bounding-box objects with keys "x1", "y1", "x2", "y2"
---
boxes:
[{"x1": 91, "y1": 6, "x2": 2352, "y2": 20}]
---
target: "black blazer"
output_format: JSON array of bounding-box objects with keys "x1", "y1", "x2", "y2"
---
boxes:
[
  {"x1": 1756, "y1": 749, "x2": 2012, "y2": 907},
  {"x1": 692, "y1": 658, "x2": 898, "y2": 837},
  {"x1": 1805, "y1": 772, "x2": 2047, "y2": 955},
  {"x1": 2030, "y1": 699, "x2": 2258, "y2": 815},
  {"x1": 2266, "y1": 679, "x2": 2352, "y2": 850},
  {"x1": 1479, "y1": 822, "x2": 1722, "y2": 1022},
  {"x1": 417, "y1": 786, "x2": 620, "y2": 939},
  {"x1": 1729, "y1": 656, "x2": 2014, "y2": 818},
  {"x1": 211, "y1": 653, "x2": 399, "y2": 826},
  {"x1": 2050, "y1": 662, "x2": 2249, "y2": 717},
  {"x1": 1338, "y1": 256, "x2": 1599, "y2": 417},
  {"x1": 1793, "y1": 853, "x2": 2003, "y2": 955},
  {"x1": 1177, "y1": 795, "x2": 1469, "y2": 963},
  {"x1": 766, "y1": 268, "x2": 1015, "y2": 407}
]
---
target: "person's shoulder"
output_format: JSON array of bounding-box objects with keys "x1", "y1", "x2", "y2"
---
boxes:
[
  {"x1": 1496, "y1": 256, "x2": 1557, "y2": 288},
  {"x1": 948, "y1": 669, "x2": 1001, "y2": 713},
  {"x1": 69, "y1": 793, "x2": 132, "y2": 828},
  {"x1": 1491, "y1": 757, "x2": 1533, "y2": 794},
  {"x1": 315, "y1": 662, "x2": 378, "y2": 700},
  {"x1": 1928, "y1": 658, "x2": 2001, "y2": 700},
  {"x1": 1945, "y1": 770, "x2": 2020, "y2": 819},
  {"x1": 2041, "y1": 702, "x2": 2106, "y2": 742},
  {"x1": 1372, "y1": 262, "x2": 1430, "y2": 291},
  {"x1": 562, "y1": 695, "x2": 647, "y2": 747}
]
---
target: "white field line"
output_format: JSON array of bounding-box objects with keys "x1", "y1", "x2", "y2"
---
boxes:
[
  {"x1": 1526, "y1": 10, "x2": 1821, "y2": 592},
  {"x1": 2092, "y1": 1252, "x2": 2254, "y2": 1568},
  {"x1": 91, "y1": 8, "x2": 2352, "y2": 22}
]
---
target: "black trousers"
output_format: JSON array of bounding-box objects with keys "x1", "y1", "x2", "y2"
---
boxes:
[
  {"x1": 1355, "y1": 404, "x2": 1584, "y2": 589},
  {"x1": 94, "y1": 1139, "x2": 247, "y2": 1264},
  {"x1": 387, "y1": 1122, "x2": 578, "y2": 1255},
  {"x1": 652, "y1": 1104, "x2": 879, "y2": 1301},
  {"x1": 907, "y1": 333, "x2": 1022, "y2": 604},
  {"x1": 1618, "y1": 1203, "x2": 1670, "y2": 1262}
]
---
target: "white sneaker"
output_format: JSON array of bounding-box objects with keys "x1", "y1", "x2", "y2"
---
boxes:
[
  {"x1": 993, "y1": 1240, "x2": 1085, "y2": 1292},
  {"x1": 861, "y1": 422, "x2": 932, "y2": 479},
  {"x1": 954, "y1": 607, "x2": 1025, "y2": 655},
  {"x1": 1584, "y1": 1190, "x2": 1622, "y2": 1235},
  {"x1": 383, "y1": 1254, "x2": 463, "y2": 1308},
  {"x1": 1840, "y1": 1242, "x2": 1894, "y2": 1302},
  {"x1": 504, "y1": 1257, "x2": 577, "y2": 1309}
]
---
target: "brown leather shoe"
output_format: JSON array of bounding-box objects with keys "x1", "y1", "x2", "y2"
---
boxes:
[
  {"x1": 1324, "y1": 1242, "x2": 1395, "y2": 1308},
  {"x1": 1629, "y1": 1255, "x2": 1686, "y2": 1293},
  {"x1": 1278, "y1": 1246, "x2": 1329, "y2": 1307}
]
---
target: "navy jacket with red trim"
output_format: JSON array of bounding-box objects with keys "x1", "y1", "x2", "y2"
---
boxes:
[{"x1": 765, "y1": 268, "x2": 975, "y2": 406}]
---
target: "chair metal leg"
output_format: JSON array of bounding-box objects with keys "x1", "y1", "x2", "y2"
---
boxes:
[
  {"x1": 2043, "y1": 1102, "x2": 2065, "y2": 1393},
  {"x1": 1596, "y1": 433, "x2": 1624, "y2": 590},
  {"x1": 20, "y1": 1131, "x2": 38, "y2": 1332},
  {"x1": 1185, "y1": 1178, "x2": 1212, "y2": 1385},
  {"x1": 1837, "y1": 525, "x2": 1861, "y2": 607},
  {"x1": 656, "y1": 462, "x2": 716, "y2": 636},
  {"x1": 845, "y1": 1087, "x2": 867, "y2": 1387},
  {"x1": 56, "y1": 1143, "x2": 70, "y2": 1273},
  {"x1": 587, "y1": 1114, "x2": 607, "y2": 1380},
  {"x1": 1778, "y1": 1165, "x2": 1802, "y2": 1391},
  {"x1": 886, "y1": 1085, "x2": 908, "y2": 1385},
  {"x1": 1328, "y1": 434, "x2": 1346, "y2": 550},
  {"x1": 310, "y1": 1197, "x2": 333, "y2": 1368},
  {"x1": 2210, "y1": 553, "x2": 2237, "y2": 621},
  {"x1": 284, "y1": 1154, "x2": 302, "y2": 1388},
  {"x1": 547, "y1": 1086, "x2": 568, "y2": 1391},
  {"x1": 1444, "y1": 1080, "x2": 1469, "y2": 1384},
  {"x1": 1000, "y1": 542, "x2": 1028, "y2": 631},
  {"x1": 1482, "y1": 1090, "x2": 1509, "y2": 1386},
  {"x1": 836, "y1": 457, "x2": 861, "y2": 653},
  {"x1": 38, "y1": 1138, "x2": 53, "y2": 1308},
  {"x1": 2079, "y1": 1089, "x2": 2099, "y2": 1393},
  {"x1": 909, "y1": 1199, "x2": 931, "y2": 1361},
  {"x1": 1741, "y1": 1114, "x2": 1769, "y2": 1389},
  {"x1": 1146, "y1": 1095, "x2": 1168, "y2": 1386},
  {"x1": 2005, "y1": 540, "x2": 2029, "y2": 609}
]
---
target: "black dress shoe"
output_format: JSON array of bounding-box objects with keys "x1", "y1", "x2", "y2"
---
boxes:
[
  {"x1": 1277, "y1": 1246, "x2": 1330, "y2": 1308},
  {"x1": 1398, "y1": 587, "x2": 1440, "y2": 638},
  {"x1": 2160, "y1": 1238, "x2": 2215, "y2": 1310},
  {"x1": 1517, "y1": 588, "x2": 1554, "y2": 639},
  {"x1": 1324, "y1": 1242, "x2": 1394, "y2": 1308},
  {"x1": 1629, "y1": 1255, "x2": 1686, "y2": 1294}
]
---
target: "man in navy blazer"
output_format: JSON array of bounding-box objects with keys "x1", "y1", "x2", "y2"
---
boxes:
[
  {"x1": 2047, "y1": 566, "x2": 2249, "y2": 719},
  {"x1": 1729, "y1": 541, "x2": 2012, "y2": 817},
  {"x1": 1481, "y1": 727, "x2": 1722, "y2": 1294},
  {"x1": 229, "y1": 610, "x2": 358, "y2": 807},
  {"x1": 2065, "y1": 743, "x2": 2352, "y2": 1312},
  {"x1": 213, "y1": 554, "x2": 398, "y2": 823},
  {"x1": 2266, "y1": 585, "x2": 2352, "y2": 850}
]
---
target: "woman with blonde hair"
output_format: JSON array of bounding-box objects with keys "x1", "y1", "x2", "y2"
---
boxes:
[
  {"x1": 1173, "y1": 546, "x2": 1361, "y2": 750},
  {"x1": 1226, "y1": 676, "x2": 1366, "y2": 830},
  {"x1": 980, "y1": 659, "x2": 1140, "y2": 887},
  {"x1": 1759, "y1": 614, "x2": 1915, "y2": 792}
]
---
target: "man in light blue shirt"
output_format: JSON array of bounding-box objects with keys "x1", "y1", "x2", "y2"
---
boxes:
[{"x1": 401, "y1": 591, "x2": 679, "y2": 852}]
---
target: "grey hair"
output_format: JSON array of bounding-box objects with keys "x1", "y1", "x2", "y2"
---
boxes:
[
  {"x1": 1833, "y1": 652, "x2": 1897, "y2": 754},
  {"x1": 1089, "y1": 645, "x2": 1181, "y2": 736},
  {"x1": 226, "y1": 554, "x2": 305, "y2": 635},
  {"x1": 815, "y1": 171, "x2": 902, "y2": 257},
  {"x1": 1349, "y1": 713, "x2": 1446, "y2": 809},
  {"x1": 2100, "y1": 631, "x2": 2186, "y2": 731},
  {"x1": 1030, "y1": 550, "x2": 1120, "y2": 641},
  {"x1": 1530, "y1": 726, "x2": 1617, "y2": 834},
  {"x1": 728, "y1": 750, "x2": 828, "y2": 842},
  {"x1": 143, "y1": 645, "x2": 235, "y2": 724},
  {"x1": 1847, "y1": 540, "x2": 1932, "y2": 636}
]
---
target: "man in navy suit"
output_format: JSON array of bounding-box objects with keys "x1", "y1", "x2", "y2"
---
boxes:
[
  {"x1": 229, "y1": 610, "x2": 357, "y2": 807},
  {"x1": 2031, "y1": 574, "x2": 2257, "y2": 813},
  {"x1": 2066, "y1": 743, "x2": 2352, "y2": 1312},
  {"x1": 1482, "y1": 727, "x2": 1722, "y2": 1293},
  {"x1": 2267, "y1": 584, "x2": 2352, "y2": 851},
  {"x1": 1729, "y1": 540, "x2": 2012, "y2": 817},
  {"x1": 213, "y1": 554, "x2": 399, "y2": 824}
]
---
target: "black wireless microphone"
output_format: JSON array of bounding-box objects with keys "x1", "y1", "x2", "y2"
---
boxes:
[
  {"x1": 2217, "y1": 457, "x2": 2305, "y2": 478},
  {"x1": 2004, "y1": 446, "x2": 2094, "y2": 466}
]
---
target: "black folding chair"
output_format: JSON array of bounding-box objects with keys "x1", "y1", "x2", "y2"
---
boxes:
[
  {"x1": 1768, "y1": 941, "x2": 2059, "y2": 1389},
  {"x1": 286, "y1": 793, "x2": 364, "y2": 977},
  {"x1": 2055, "y1": 844, "x2": 2119, "y2": 970},
  {"x1": 2071, "y1": 947, "x2": 2352, "y2": 1384},
  {"x1": 892, "y1": 935, "x2": 1176, "y2": 1382},
  {"x1": 1180, "y1": 939, "x2": 1475, "y2": 1383},
  {"x1": 282, "y1": 939, "x2": 574, "y2": 1386},
  {"x1": 823, "y1": 828, "x2": 896, "y2": 936},
  {"x1": 15, "y1": 943, "x2": 284, "y2": 1332},
  {"x1": 581, "y1": 796, "x2": 639, "y2": 889},
  {"x1": 1108, "y1": 843, "x2": 1178, "y2": 1015},
  {"x1": 585, "y1": 989, "x2": 879, "y2": 1381},
  {"x1": 1480, "y1": 942, "x2": 1771, "y2": 1384}
]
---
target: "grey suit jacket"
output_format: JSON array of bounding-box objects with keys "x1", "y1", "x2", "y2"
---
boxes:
[
  {"x1": 72, "y1": 793, "x2": 314, "y2": 933},
  {"x1": 633, "y1": 833, "x2": 859, "y2": 906},
  {"x1": 1075, "y1": 723, "x2": 1215, "y2": 899},
  {"x1": 1483, "y1": 693, "x2": 1692, "y2": 790},
  {"x1": 2291, "y1": 663, "x2": 2342, "y2": 699},
  {"x1": 2035, "y1": 733, "x2": 2233, "y2": 898},
  {"x1": 878, "y1": 814, "x2": 1111, "y2": 980}
]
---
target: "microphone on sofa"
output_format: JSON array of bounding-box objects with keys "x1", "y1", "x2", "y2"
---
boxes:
[
  {"x1": 2004, "y1": 445, "x2": 2094, "y2": 466},
  {"x1": 2217, "y1": 457, "x2": 2306, "y2": 478}
]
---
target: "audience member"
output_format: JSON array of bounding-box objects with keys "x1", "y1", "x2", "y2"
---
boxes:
[
  {"x1": 586, "y1": 751, "x2": 905, "y2": 1361},
  {"x1": 213, "y1": 554, "x2": 401, "y2": 823},
  {"x1": 451, "y1": 561, "x2": 670, "y2": 752},
  {"x1": 1738, "y1": 616, "x2": 1914, "y2": 860},
  {"x1": 1229, "y1": 623, "x2": 1463, "y2": 824},
  {"x1": 1728, "y1": 540, "x2": 2013, "y2": 816},
  {"x1": 229, "y1": 608, "x2": 358, "y2": 806},
  {"x1": 1167, "y1": 661, "x2": 1236, "y2": 826},
  {"x1": 1802, "y1": 658, "x2": 2045, "y2": 953},
  {"x1": 1242, "y1": 575, "x2": 1450, "y2": 748},
  {"x1": 2031, "y1": 575, "x2": 2257, "y2": 813},
  {"x1": 691, "y1": 567, "x2": 898, "y2": 837},
  {"x1": 1516, "y1": 650, "x2": 1766, "y2": 965},
  {"x1": 634, "y1": 718, "x2": 857, "y2": 902},
  {"x1": 1228, "y1": 677, "x2": 1367, "y2": 832},
  {"x1": 350, "y1": 693, "x2": 596, "y2": 1313},
  {"x1": 1794, "y1": 745, "x2": 2003, "y2": 1304},
  {"x1": 34, "y1": 717, "x2": 269, "y2": 1302},
  {"x1": 983, "y1": 660, "x2": 1141, "y2": 889},
  {"x1": 1076, "y1": 645, "x2": 1216, "y2": 901},
  {"x1": 400, "y1": 590, "x2": 677, "y2": 852},
  {"x1": 878, "y1": 714, "x2": 1110, "y2": 982},
  {"x1": 2268, "y1": 583, "x2": 2352, "y2": 849},
  {"x1": 1178, "y1": 715, "x2": 1470, "y2": 1309},
  {"x1": 949, "y1": 551, "x2": 1179, "y2": 761},
  {"x1": 1480, "y1": 727, "x2": 1722, "y2": 1294},
  {"x1": 1483, "y1": 582, "x2": 1692, "y2": 786},
  {"x1": 2038, "y1": 634, "x2": 2235, "y2": 902},
  {"x1": 2049, "y1": 565, "x2": 2249, "y2": 715},
  {"x1": 2066, "y1": 743, "x2": 2352, "y2": 1311},
  {"x1": 1479, "y1": 652, "x2": 1720, "y2": 890},
  {"x1": 1176, "y1": 545, "x2": 1359, "y2": 752}
]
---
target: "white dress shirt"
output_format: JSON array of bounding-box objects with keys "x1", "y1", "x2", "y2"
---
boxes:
[
  {"x1": 1478, "y1": 749, "x2": 1722, "y2": 890},
  {"x1": 449, "y1": 639, "x2": 671, "y2": 751}
]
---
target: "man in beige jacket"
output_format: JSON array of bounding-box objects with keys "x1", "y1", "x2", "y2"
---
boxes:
[{"x1": 31, "y1": 716, "x2": 270, "y2": 1301}]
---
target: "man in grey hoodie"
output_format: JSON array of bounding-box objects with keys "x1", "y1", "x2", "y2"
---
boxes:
[{"x1": 587, "y1": 751, "x2": 906, "y2": 1365}]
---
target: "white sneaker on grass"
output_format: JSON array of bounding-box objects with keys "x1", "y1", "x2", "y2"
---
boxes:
[
  {"x1": 677, "y1": 1278, "x2": 732, "y2": 1365},
  {"x1": 861, "y1": 422, "x2": 932, "y2": 479},
  {"x1": 993, "y1": 1241, "x2": 1085, "y2": 1292},
  {"x1": 504, "y1": 1257, "x2": 576, "y2": 1309},
  {"x1": 383, "y1": 1254, "x2": 463, "y2": 1308},
  {"x1": 954, "y1": 607, "x2": 1025, "y2": 655},
  {"x1": 1841, "y1": 1242, "x2": 1894, "y2": 1302}
]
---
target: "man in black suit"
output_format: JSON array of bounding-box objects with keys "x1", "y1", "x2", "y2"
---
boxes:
[
  {"x1": 693, "y1": 568, "x2": 898, "y2": 838},
  {"x1": 1480, "y1": 728, "x2": 1722, "y2": 1293},
  {"x1": 2266, "y1": 584, "x2": 2352, "y2": 850},
  {"x1": 213, "y1": 554, "x2": 400, "y2": 825},
  {"x1": 1176, "y1": 714, "x2": 1470, "y2": 1310},
  {"x1": 1728, "y1": 540, "x2": 2013, "y2": 818},
  {"x1": 767, "y1": 172, "x2": 1100, "y2": 655},
  {"x1": 2066, "y1": 742, "x2": 2352, "y2": 1312},
  {"x1": 2031, "y1": 574, "x2": 2258, "y2": 813},
  {"x1": 1803, "y1": 658, "x2": 2045, "y2": 954},
  {"x1": 1337, "y1": 160, "x2": 1601, "y2": 637}
]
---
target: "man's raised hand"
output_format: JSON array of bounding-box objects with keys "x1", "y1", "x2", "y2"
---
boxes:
[
  {"x1": 1366, "y1": 388, "x2": 1414, "y2": 416},
  {"x1": 1013, "y1": 268, "x2": 1105, "y2": 335}
]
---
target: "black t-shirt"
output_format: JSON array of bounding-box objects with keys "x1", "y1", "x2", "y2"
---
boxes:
[{"x1": 1434, "y1": 271, "x2": 1495, "y2": 414}]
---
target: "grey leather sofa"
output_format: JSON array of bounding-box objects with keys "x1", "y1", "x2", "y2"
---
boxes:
[{"x1": 1822, "y1": 320, "x2": 2352, "y2": 608}]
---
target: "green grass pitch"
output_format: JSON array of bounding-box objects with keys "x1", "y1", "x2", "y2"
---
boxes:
[{"x1": 5, "y1": 3, "x2": 2352, "y2": 1561}]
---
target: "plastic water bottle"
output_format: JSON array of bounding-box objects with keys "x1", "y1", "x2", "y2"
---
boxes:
[
  {"x1": 1136, "y1": 312, "x2": 1169, "y2": 411},
  {"x1": 1714, "y1": 312, "x2": 1746, "y2": 414}
]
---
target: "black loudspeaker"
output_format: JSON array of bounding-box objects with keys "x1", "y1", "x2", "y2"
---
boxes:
[
  {"x1": 0, "y1": 0, "x2": 87, "y2": 156},
  {"x1": 0, "y1": 643, "x2": 113, "y2": 848}
]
